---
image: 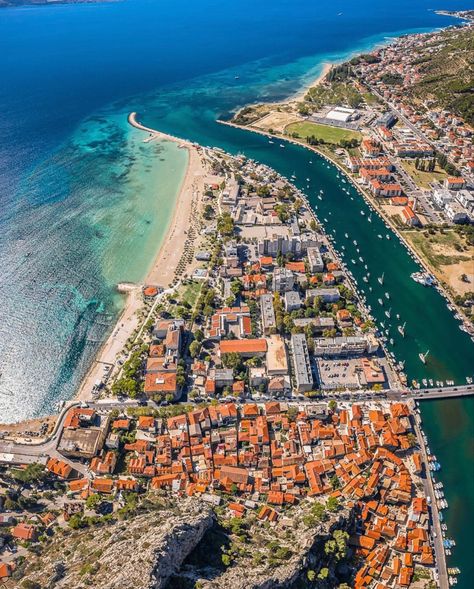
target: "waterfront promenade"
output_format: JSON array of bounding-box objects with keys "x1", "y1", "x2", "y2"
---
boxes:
[{"x1": 411, "y1": 405, "x2": 449, "y2": 589}]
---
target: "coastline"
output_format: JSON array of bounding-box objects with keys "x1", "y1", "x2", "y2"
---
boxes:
[
  {"x1": 75, "y1": 114, "x2": 206, "y2": 403},
  {"x1": 284, "y1": 62, "x2": 332, "y2": 104},
  {"x1": 217, "y1": 118, "x2": 471, "y2": 337}
]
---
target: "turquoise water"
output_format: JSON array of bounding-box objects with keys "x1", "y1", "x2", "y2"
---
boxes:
[
  {"x1": 0, "y1": 0, "x2": 473, "y2": 582},
  {"x1": 0, "y1": 111, "x2": 187, "y2": 419}
]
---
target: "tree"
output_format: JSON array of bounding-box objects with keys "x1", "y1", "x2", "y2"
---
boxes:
[
  {"x1": 203, "y1": 204, "x2": 214, "y2": 220},
  {"x1": 112, "y1": 377, "x2": 138, "y2": 398},
  {"x1": 328, "y1": 400, "x2": 337, "y2": 412},
  {"x1": 11, "y1": 463, "x2": 47, "y2": 485},
  {"x1": 222, "y1": 352, "x2": 242, "y2": 370},
  {"x1": 21, "y1": 581, "x2": 41, "y2": 589},
  {"x1": 68, "y1": 514, "x2": 86, "y2": 530},
  {"x1": 217, "y1": 212, "x2": 234, "y2": 236},
  {"x1": 189, "y1": 340, "x2": 201, "y2": 358},
  {"x1": 221, "y1": 554, "x2": 231, "y2": 566},
  {"x1": 330, "y1": 475, "x2": 341, "y2": 490},
  {"x1": 407, "y1": 432, "x2": 417, "y2": 447},
  {"x1": 326, "y1": 496, "x2": 340, "y2": 512},
  {"x1": 86, "y1": 493, "x2": 101, "y2": 511},
  {"x1": 317, "y1": 567, "x2": 329, "y2": 580},
  {"x1": 307, "y1": 569, "x2": 316, "y2": 582},
  {"x1": 311, "y1": 501, "x2": 326, "y2": 521},
  {"x1": 194, "y1": 329, "x2": 204, "y2": 342}
]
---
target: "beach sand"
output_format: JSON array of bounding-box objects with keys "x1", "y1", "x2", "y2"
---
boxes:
[
  {"x1": 75, "y1": 115, "x2": 208, "y2": 402},
  {"x1": 287, "y1": 61, "x2": 332, "y2": 103}
]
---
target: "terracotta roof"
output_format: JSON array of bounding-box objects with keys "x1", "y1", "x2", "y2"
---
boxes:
[{"x1": 220, "y1": 339, "x2": 267, "y2": 354}]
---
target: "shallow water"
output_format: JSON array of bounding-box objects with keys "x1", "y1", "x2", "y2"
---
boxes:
[{"x1": 0, "y1": 1, "x2": 473, "y2": 582}]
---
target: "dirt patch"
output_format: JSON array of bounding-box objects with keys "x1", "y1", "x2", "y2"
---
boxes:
[
  {"x1": 440, "y1": 260, "x2": 474, "y2": 295},
  {"x1": 0, "y1": 414, "x2": 57, "y2": 441},
  {"x1": 253, "y1": 110, "x2": 301, "y2": 133}
]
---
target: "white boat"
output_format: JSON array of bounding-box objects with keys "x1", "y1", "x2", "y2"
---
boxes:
[
  {"x1": 378, "y1": 273, "x2": 385, "y2": 285},
  {"x1": 390, "y1": 338, "x2": 394, "y2": 345},
  {"x1": 279, "y1": 144, "x2": 285, "y2": 148},
  {"x1": 419, "y1": 350, "x2": 429, "y2": 364},
  {"x1": 268, "y1": 140, "x2": 274, "y2": 144},
  {"x1": 386, "y1": 234, "x2": 390, "y2": 240},
  {"x1": 353, "y1": 240, "x2": 358, "y2": 246},
  {"x1": 351, "y1": 259, "x2": 357, "y2": 264},
  {"x1": 360, "y1": 210, "x2": 365, "y2": 216},
  {"x1": 359, "y1": 257, "x2": 364, "y2": 263},
  {"x1": 344, "y1": 233, "x2": 349, "y2": 238},
  {"x1": 378, "y1": 298, "x2": 383, "y2": 306},
  {"x1": 411, "y1": 272, "x2": 436, "y2": 287},
  {"x1": 363, "y1": 276, "x2": 368, "y2": 283},
  {"x1": 429, "y1": 379, "x2": 434, "y2": 386},
  {"x1": 385, "y1": 308, "x2": 391, "y2": 319},
  {"x1": 368, "y1": 215, "x2": 372, "y2": 223},
  {"x1": 384, "y1": 292, "x2": 390, "y2": 300},
  {"x1": 377, "y1": 234, "x2": 383, "y2": 239},
  {"x1": 317, "y1": 195, "x2": 322, "y2": 201},
  {"x1": 398, "y1": 322, "x2": 406, "y2": 337}
]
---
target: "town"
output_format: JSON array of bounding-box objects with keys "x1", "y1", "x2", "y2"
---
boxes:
[
  {"x1": 0, "y1": 148, "x2": 452, "y2": 588},
  {"x1": 228, "y1": 18, "x2": 474, "y2": 330}
]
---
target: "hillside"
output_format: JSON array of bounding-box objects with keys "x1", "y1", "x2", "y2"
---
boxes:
[{"x1": 409, "y1": 27, "x2": 474, "y2": 125}]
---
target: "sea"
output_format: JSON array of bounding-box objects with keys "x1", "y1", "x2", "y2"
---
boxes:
[{"x1": 0, "y1": 0, "x2": 473, "y2": 582}]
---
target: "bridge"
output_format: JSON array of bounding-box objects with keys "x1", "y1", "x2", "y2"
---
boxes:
[{"x1": 410, "y1": 384, "x2": 474, "y2": 401}]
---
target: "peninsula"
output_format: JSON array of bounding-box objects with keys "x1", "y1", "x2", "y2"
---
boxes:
[
  {"x1": 0, "y1": 116, "x2": 464, "y2": 588},
  {"x1": 0, "y1": 14, "x2": 473, "y2": 589}
]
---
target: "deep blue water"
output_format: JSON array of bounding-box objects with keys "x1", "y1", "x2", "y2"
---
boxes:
[{"x1": 1, "y1": 0, "x2": 473, "y2": 582}]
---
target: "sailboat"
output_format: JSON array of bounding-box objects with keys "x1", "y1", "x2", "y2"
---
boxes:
[
  {"x1": 368, "y1": 214, "x2": 372, "y2": 223},
  {"x1": 398, "y1": 322, "x2": 406, "y2": 337},
  {"x1": 385, "y1": 307, "x2": 391, "y2": 319},
  {"x1": 384, "y1": 292, "x2": 390, "y2": 300},
  {"x1": 419, "y1": 350, "x2": 429, "y2": 364},
  {"x1": 378, "y1": 272, "x2": 385, "y2": 286}
]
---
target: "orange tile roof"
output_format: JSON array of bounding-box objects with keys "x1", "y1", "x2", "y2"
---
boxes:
[{"x1": 220, "y1": 339, "x2": 267, "y2": 354}]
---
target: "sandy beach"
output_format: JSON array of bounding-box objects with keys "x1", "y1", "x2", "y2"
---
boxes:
[
  {"x1": 75, "y1": 114, "x2": 208, "y2": 402},
  {"x1": 287, "y1": 61, "x2": 332, "y2": 103}
]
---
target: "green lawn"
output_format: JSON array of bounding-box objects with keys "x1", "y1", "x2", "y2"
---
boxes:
[
  {"x1": 285, "y1": 121, "x2": 362, "y2": 145},
  {"x1": 399, "y1": 160, "x2": 449, "y2": 190},
  {"x1": 179, "y1": 281, "x2": 202, "y2": 308},
  {"x1": 362, "y1": 92, "x2": 380, "y2": 105}
]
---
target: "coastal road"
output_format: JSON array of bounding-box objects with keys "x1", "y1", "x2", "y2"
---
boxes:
[
  {"x1": 411, "y1": 412, "x2": 448, "y2": 589},
  {"x1": 1, "y1": 387, "x2": 473, "y2": 466}
]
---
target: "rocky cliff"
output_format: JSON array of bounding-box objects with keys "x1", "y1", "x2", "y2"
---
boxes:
[
  {"x1": 170, "y1": 505, "x2": 356, "y2": 589},
  {"x1": 18, "y1": 500, "x2": 214, "y2": 589},
  {"x1": 17, "y1": 500, "x2": 355, "y2": 589}
]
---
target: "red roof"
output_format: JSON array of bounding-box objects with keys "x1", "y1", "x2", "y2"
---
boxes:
[{"x1": 220, "y1": 339, "x2": 267, "y2": 355}]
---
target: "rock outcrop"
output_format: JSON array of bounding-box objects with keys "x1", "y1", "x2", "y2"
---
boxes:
[
  {"x1": 19, "y1": 500, "x2": 214, "y2": 589},
  {"x1": 173, "y1": 507, "x2": 356, "y2": 589}
]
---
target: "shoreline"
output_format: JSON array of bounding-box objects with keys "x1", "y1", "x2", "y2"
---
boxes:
[
  {"x1": 216, "y1": 118, "x2": 473, "y2": 351},
  {"x1": 283, "y1": 62, "x2": 332, "y2": 104},
  {"x1": 75, "y1": 114, "x2": 206, "y2": 404}
]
